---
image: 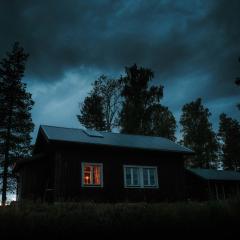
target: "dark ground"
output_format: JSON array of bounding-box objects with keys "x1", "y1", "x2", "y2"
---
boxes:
[{"x1": 0, "y1": 200, "x2": 239, "y2": 238}]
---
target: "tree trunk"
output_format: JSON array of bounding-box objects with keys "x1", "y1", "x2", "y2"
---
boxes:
[
  {"x1": 1, "y1": 125, "x2": 12, "y2": 206},
  {"x1": 2, "y1": 137, "x2": 10, "y2": 206},
  {"x1": 1, "y1": 102, "x2": 13, "y2": 206}
]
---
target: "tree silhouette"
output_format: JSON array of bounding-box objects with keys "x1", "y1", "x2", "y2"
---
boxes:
[
  {"x1": 119, "y1": 64, "x2": 164, "y2": 135},
  {"x1": 77, "y1": 93, "x2": 106, "y2": 131},
  {"x1": 235, "y1": 57, "x2": 240, "y2": 110},
  {"x1": 78, "y1": 75, "x2": 122, "y2": 131},
  {"x1": 143, "y1": 104, "x2": 176, "y2": 141},
  {"x1": 218, "y1": 113, "x2": 240, "y2": 171},
  {"x1": 0, "y1": 42, "x2": 34, "y2": 205},
  {"x1": 78, "y1": 65, "x2": 176, "y2": 140},
  {"x1": 180, "y1": 98, "x2": 219, "y2": 169}
]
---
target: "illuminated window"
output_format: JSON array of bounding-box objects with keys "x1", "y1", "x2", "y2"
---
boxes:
[
  {"x1": 82, "y1": 163, "x2": 103, "y2": 187},
  {"x1": 124, "y1": 166, "x2": 158, "y2": 188}
]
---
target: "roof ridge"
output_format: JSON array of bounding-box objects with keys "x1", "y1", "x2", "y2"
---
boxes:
[
  {"x1": 41, "y1": 124, "x2": 86, "y2": 131},
  {"x1": 105, "y1": 130, "x2": 167, "y2": 139}
]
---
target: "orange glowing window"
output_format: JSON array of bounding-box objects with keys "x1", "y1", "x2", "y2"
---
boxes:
[{"x1": 82, "y1": 163, "x2": 103, "y2": 187}]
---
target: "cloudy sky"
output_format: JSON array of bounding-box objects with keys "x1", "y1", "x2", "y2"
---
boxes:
[{"x1": 0, "y1": 0, "x2": 239, "y2": 141}]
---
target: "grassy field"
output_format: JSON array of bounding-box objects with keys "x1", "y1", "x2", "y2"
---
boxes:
[{"x1": 0, "y1": 200, "x2": 240, "y2": 237}]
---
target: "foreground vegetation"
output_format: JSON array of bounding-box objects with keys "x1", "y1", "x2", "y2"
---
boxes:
[{"x1": 0, "y1": 200, "x2": 240, "y2": 236}]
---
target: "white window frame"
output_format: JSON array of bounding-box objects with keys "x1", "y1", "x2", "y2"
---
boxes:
[
  {"x1": 81, "y1": 162, "x2": 103, "y2": 188},
  {"x1": 123, "y1": 165, "x2": 159, "y2": 188}
]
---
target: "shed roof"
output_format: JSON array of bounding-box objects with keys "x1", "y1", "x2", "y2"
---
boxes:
[
  {"x1": 188, "y1": 168, "x2": 240, "y2": 181},
  {"x1": 39, "y1": 125, "x2": 193, "y2": 154}
]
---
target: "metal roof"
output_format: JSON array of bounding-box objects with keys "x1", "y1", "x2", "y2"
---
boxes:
[
  {"x1": 82, "y1": 129, "x2": 104, "y2": 138},
  {"x1": 40, "y1": 125, "x2": 193, "y2": 154},
  {"x1": 188, "y1": 168, "x2": 240, "y2": 181}
]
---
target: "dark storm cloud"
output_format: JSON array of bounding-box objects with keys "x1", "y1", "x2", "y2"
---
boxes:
[
  {"x1": 180, "y1": 0, "x2": 240, "y2": 100},
  {"x1": 0, "y1": 0, "x2": 239, "y2": 124}
]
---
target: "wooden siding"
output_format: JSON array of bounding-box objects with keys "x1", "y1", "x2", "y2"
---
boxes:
[
  {"x1": 52, "y1": 143, "x2": 185, "y2": 202},
  {"x1": 185, "y1": 170, "x2": 240, "y2": 201},
  {"x1": 17, "y1": 154, "x2": 54, "y2": 201}
]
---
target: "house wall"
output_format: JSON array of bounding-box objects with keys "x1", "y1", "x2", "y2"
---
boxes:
[
  {"x1": 208, "y1": 181, "x2": 240, "y2": 200},
  {"x1": 53, "y1": 143, "x2": 186, "y2": 202},
  {"x1": 17, "y1": 154, "x2": 54, "y2": 201},
  {"x1": 185, "y1": 171, "x2": 240, "y2": 201},
  {"x1": 185, "y1": 171, "x2": 209, "y2": 201}
]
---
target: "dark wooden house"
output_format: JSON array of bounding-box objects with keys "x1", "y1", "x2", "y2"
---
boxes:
[
  {"x1": 186, "y1": 168, "x2": 240, "y2": 201},
  {"x1": 14, "y1": 125, "x2": 194, "y2": 202}
]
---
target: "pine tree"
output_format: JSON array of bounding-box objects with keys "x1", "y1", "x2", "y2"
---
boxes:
[
  {"x1": 0, "y1": 42, "x2": 34, "y2": 205},
  {"x1": 180, "y1": 98, "x2": 219, "y2": 169},
  {"x1": 218, "y1": 113, "x2": 240, "y2": 171},
  {"x1": 119, "y1": 64, "x2": 163, "y2": 135},
  {"x1": 235, "y1": 57, "x2": 240, "y2": 110}
]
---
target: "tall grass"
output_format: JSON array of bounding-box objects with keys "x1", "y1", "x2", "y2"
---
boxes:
[{"x1": 0, "y1": 200, "x2": 240, "y2": 237}]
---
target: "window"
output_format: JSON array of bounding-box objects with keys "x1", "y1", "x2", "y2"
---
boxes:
[
  {"x1": 143, "y1": 168, "x2": 157, "y2": 186},
  {"x1": 125, "y1": 167, "x2": 140, "y2": 187},
  {"x1": 82, "y1": 163, "x2": 103, "y2": 187},
  {"x1": 124, "y1": 166, "x2": 158, "y2": 188}
]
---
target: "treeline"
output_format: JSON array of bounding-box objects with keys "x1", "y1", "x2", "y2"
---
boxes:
[{"x1": 78, "y1": 64, "x2": 240, "y2": 171}]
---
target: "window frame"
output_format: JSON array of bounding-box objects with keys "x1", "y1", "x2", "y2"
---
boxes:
[
  {"x1": 123, "y1": 165, "x2": 159, "y2": 189},
  {"x1": 81, "y1": 162, "x2": 104, "y2": 188},
  {"x1": 125, "y1": 166, "x2": 141, "y2": 187}
]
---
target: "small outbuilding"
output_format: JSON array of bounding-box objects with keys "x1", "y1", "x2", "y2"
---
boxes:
[
  {"x1": 14, "y1": 125, "x2": 194, "y2": 202},
  {"x1": 186, "y1": 168, "x2": 240, "y2": 201}
]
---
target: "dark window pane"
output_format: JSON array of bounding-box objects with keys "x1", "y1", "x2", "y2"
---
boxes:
[
  {"x1": 149, "y1": 169, "x2": 156, "y2": 186},
  {"x1": 126, "y1": 167, "x2": 131, "y2": 186},
  {"x1": 143, "y1": 168, "x2": 149, "y2": 185},
  {"x1": 132, "y1": 168, "x2": 140, "y2": 186}
]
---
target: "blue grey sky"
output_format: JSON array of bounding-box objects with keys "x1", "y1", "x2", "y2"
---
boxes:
[{"x1": 0, "y1": 0, "x2": 239, "y2": 141}]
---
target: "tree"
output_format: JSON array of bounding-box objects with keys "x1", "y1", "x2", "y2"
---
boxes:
[
  {"x1": 218, "y1": 113, "x2": 240, "y2": 171},
  {"x1": 235, "y1": 57, "x2": 240, "y2": 110},
  {"x1": 180, "y1": 98, "x2": 219, "y2": 169},
  {"x1": 92, "y1": 75, "x2": 123, "y2": 131},
  {"x1": 119, "y1": 64, "x2": 164, "y2": 135},
  {"x1": 77, "y1": 93, "x2": 106, "y2": 131},
  {"x1": 143, "y1": 104, "x2": 176, "y2": 141},
  {"x1": 78, "y1": 75, "x2": 122, "y2": 131},
  {"x1": 0, "y1": 42, "x2": 34, "y2": 205}
]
